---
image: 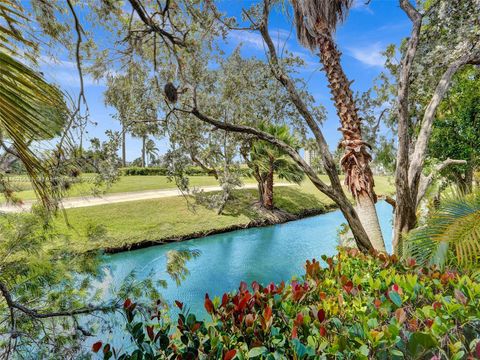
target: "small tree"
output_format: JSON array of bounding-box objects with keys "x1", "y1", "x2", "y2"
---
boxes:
[{"x1": 248, "y1": 124, "x2": 305, "y2": 210}]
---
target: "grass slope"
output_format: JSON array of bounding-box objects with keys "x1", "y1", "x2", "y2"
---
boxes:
[{"x1": 50, "y1": 176, "x2": 394, "y2": 253}]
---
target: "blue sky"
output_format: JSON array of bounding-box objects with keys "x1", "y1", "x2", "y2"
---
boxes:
[{"x1": 39, "y1": 0, "x2": 411, "y2": 162}]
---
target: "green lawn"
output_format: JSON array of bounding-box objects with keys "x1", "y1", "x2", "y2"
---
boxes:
[
  {"x1": 1, "y1": 175, "x2": 256, "y2": 202},
  {"x1": 48, "y1": 176, "x2": 394, "y2": 253}
]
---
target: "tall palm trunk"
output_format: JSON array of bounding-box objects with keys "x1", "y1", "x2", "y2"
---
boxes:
[
  {"x1": 263, "y1": 162, "x2": 274, "y2": 210},
  {"x1": 253, "y1": 167, "x2": 265, "y2": 205},
  {"x1": 316, "y1": 26, "x2": 386, "y2": 251},
  {"x1": 122, "y1": 124, "x2": 126, "y2": 167},
  {"x1": 141, "y1": 136, "x2": 146, "y2": 168},
  {"x1": 258, "y1": 180, "x2": 265, "y2": 204}
]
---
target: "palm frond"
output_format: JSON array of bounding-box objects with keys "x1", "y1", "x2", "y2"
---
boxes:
[
  {"x1": 291, "y1": 0, "x2": 353, "y2": 50},
  {"x1": 1, "y1": 1, "x2": 67, "y2": 209},
  {"x1": 250, "y1": 123, "x2": 305, "y2": 183},
  {"x1": 404, "y1": 192, "x2": 480, "y2": 269},
  {"x1": 0, "y1": 0, "x2": 34, "y2": 53}
]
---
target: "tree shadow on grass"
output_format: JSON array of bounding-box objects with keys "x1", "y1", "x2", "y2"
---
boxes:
[
  {"x1": 218, "y1": 186, "x2": 326, "y2": 219},
  {"x1": 220, "y1": 189, "x2": 261, "y2": 219}
]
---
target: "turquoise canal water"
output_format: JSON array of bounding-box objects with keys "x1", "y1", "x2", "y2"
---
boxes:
[{"x1": 99, "y1": 201, "x2": 393, "y2": 319}]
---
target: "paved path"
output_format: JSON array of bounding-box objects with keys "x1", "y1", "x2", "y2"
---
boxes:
[{"x1": 0, "y1": 183, "x2": 293, "y2": 213}]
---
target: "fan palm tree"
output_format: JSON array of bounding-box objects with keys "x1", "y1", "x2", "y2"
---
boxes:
[
  {"x1": 0, "y1": 0, "x2": 67, "y2": 208},
  {"x1": 291, "y1": 0, "x2": 385, "y2": 251},
  {"x1": 249, "y1": 123, "x2": 305, "y2": 210},
  {"x1": 145, "y1": 138, "x2": 159, "y2": 167},
  {"x1": 404, "y1": 192, "x2": 480, "y2": 270}
]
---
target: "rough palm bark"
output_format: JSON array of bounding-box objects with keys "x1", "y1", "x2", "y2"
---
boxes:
[
  {"x1": 318, "y1": 30, "x2": 385, "y2": 251},
  {"x1": 257, "y1": 178, "x2": 265, "y2": 204},
  {"x1": 253, "y1": 1, "x2": 374, "y2": 251},
  {"x1": 291, "y1": 0, "x2": 386, "y2": 251},
  {"x1": 263, "y1": 163, "x2": 274, "y2": 210}
]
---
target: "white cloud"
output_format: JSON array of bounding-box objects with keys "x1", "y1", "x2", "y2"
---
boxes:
[
  {"x1": 227, "y1": 28, "x2": 321, "y2": 74},
  {"x1": 39, "y1": 55, "x2": 103, "y2": 88},
  {"x1": 351, "y1": 0, "x2": 374, "y2": 14},
  {"x1": 228, "y1": 31, "x2": 265, "y2": 50},
  {"x1": 227, "y1": 27, "x2": 294, "y2": 53},
  {"x1": 347, "y1": 42, "x2": 385, "y2": 67}
]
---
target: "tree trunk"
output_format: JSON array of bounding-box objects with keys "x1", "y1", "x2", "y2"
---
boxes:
[
  {"x1": 122, "y1": 125, "x2": 126, "y2": 167},
  {"x1": 356, "y1": 194, "x2": 386, "y2": 252},
  {"x1": 391, "y1": 1, "x2": 423, "y2": 254},
  {"x1": 257, "y1": 16, "x2": 373, "y2": 252},
  {"x1": 141, "y1": 136, "x2": 146, "y2": 168},
  {"x1": 263, "y1": 165, "x2": 274, "y2": 210},
  {"x1": 258, "y1": 181, "x2": 265, "y2": 204},
  {"x1": 315, "y1": 28, "x2": 386, "y2": 251},
  {"x1": 458, "y1": 167, "x2": 474, "y2": 194},
  {"x1": 392, "y1": 201, "x2": 417, "y2": 255}
]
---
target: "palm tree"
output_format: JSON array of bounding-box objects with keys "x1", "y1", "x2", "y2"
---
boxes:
[
  {"x1": 404, "y1": 191, "x2": 480, "y2": 269},
  {"x1": 291, "y1": 0, "x2": 385, "y2": 251},
  {"x1": 303, "y1": 138, "x2": 323, "y2": 172},
  {"x1": 249, "y1": 124, "x2": 305, "y2": 210},
  {"x1": 0, "y1": 0, "x2": 66, "y2": 208},
  {"x1": 145, "y1": 138, "x2": 159, "y2": 167}
]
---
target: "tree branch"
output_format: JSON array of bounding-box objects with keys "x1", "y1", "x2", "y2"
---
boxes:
[
  {"x1": 408, "y1": 48, "x2": 479, "y2": 193},
  {"x1": 0, "y1": 281, "x2": 119, "y2": 320},
  {"x1": 256, "y1": 0, "x2": 343, "y2": 194},
  {"x1": 198, "y1": 0, "x2": 374, "y2": 252},
  {"x1": 416, "y1": 158, "x2": 468, "y2": 206},
  {"x1": 178, "y1": 107, "x2": 336, "y2": 199},
  {"x1": 391, "y1": 0, "x2": 424, "y2": 250},
  {"x1": 127, "y1": 0, "x2": 186, "y2": 47},
  {"x1": 399, "y1": 0, "x2": 422, "y2": 22},
  {"x1": 395, "y1": 0, "x2": 422, "y2": 193}
]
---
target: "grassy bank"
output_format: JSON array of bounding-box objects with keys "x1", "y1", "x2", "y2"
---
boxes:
[{"x1": 49, "y1": 176, "x2": 394, "y2": 253}]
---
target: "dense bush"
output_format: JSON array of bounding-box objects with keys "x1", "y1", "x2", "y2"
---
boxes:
[
  {"x1": 120, "y1": 167, "x2": 169, "y2": 176},
  {"x1": 92, "y1": 249, "x2": 480, "y2": 359}
]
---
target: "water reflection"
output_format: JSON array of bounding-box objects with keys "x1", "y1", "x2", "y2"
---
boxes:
[{"x1": 100, "y1": 201, "x2": 393, "y2": 319}]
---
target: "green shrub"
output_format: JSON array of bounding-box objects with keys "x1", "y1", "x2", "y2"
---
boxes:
[
  {"x1": 120, "y1": 166, "x2": 251, "y2": 177},
  {"x1": 120, "y1": 167, "x2": 169, "y2": 176},
  {"x1": 92, "y1": 249, "x2": 480, "y2": 359}
]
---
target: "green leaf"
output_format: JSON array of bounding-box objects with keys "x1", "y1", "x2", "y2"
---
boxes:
[
  {"x1": 407, "y1": 332, "x2": 437, "y2": 357},
  {"x1": 390, "y1": 349, "x2": 404, "y2": 358},
  {"x1": 389, "y1": 291, "x2": 402, "y2": 307},
  {"x1": 248, "y1": 346, "x2": 268, "y2": 358}
]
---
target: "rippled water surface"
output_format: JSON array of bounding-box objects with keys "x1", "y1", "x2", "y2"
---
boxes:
[{"x1": 100, "y1": 201, "x2": 393, "y2": 320}]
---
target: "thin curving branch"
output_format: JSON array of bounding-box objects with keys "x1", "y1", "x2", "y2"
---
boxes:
[
  {"x1": 176, "y1": 106, "x2": 335, "y2": 198},
  {"x1": 128, "y1": 0, "x2": 186, "y2": 47},
  {"x1": 0, "y1": 281, "x2": 119, "y2": 320}
]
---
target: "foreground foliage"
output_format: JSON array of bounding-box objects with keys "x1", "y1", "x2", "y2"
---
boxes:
[
  {"x1": 93, "y1": 249, "x2": 480, "y2": 359},
  {"x1": 405, "y1": 191, "x2": 480, "y2": 269}
]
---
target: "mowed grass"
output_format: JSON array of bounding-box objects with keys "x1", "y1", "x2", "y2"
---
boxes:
[
  {"x1": 50, "y1": 176, "x2": 394, "y2": 253},
  {"x1": 1, "y1": 175, "x2": 257, "y2": 202}
]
